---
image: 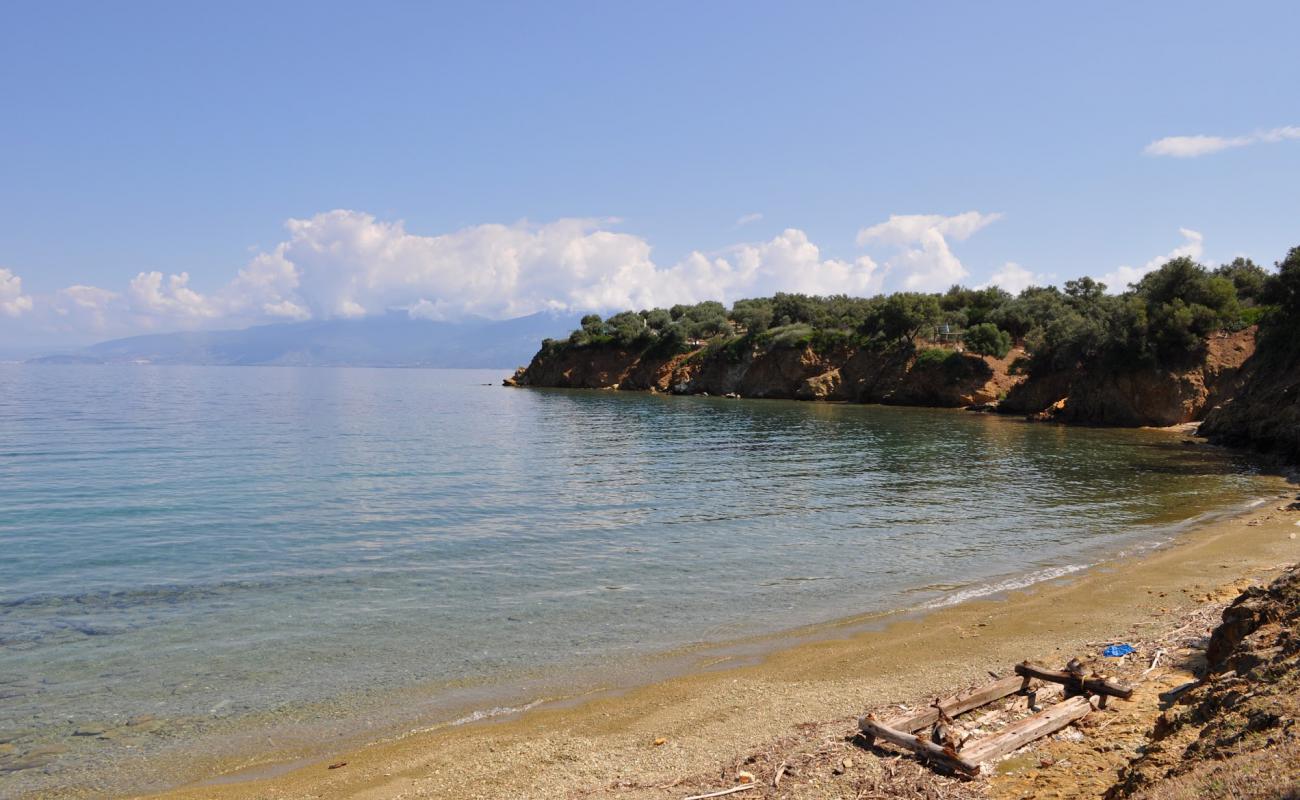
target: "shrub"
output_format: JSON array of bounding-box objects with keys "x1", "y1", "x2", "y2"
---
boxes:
[
  {"x1": 912, "y1": 347, "x2": 979, "y2": 379},
  {"x1": 759, "y1": 323, "x2": 815, "y2": 349},
  {"x1": 963, "y1": 323, "x2": 1012, "y2": 358},
  {"x1": 702, "y1": 334, "x2": 751, "y2": 363}
]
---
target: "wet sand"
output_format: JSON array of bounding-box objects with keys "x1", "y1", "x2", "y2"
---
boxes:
[{"x1": 140, "y1": 478, "x2": 1300, "y2": 800}]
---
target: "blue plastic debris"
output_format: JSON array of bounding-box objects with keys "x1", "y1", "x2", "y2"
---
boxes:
[{"x1": 1102, "y1": 643, "x2": 1136, "y2": 657}]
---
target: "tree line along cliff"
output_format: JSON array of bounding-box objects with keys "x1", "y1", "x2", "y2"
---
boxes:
[{"x1": 508, "y1": 248, "x2": 1300, "y2": 462}]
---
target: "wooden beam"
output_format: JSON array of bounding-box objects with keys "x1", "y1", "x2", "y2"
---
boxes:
[
  {"x1": 858, "y1": 714, "x2": 981, "y2": 775},
  {"x1": 882, "y1": 675, "x2": 1030, "y2": 733},
  {"x1": 1014, "y1": 661, "x2": 1133, "y2": 699},
  {"x1": 960, "y1": 696, "x2": 1093, "y2": 764}
]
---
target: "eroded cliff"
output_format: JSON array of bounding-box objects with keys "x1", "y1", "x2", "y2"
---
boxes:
[
  {"x1": 508, "y1": 341, "x2": 1023, "y2": 408},
  {"x1": 509, "y1": 328, "x2": 1258, "y2": 429},
  {"x1": 1199, "y1": 345, "x2": 1300, "y2": 462},
  {"x1": 1002, "y1": 327, "x2": 1256, "y2": 427}
]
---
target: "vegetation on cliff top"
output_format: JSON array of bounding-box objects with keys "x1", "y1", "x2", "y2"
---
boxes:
[{"x1": 540, "y1": 251, "x2": 1290, "y2": 379}]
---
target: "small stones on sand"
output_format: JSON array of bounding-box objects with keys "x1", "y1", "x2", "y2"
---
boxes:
[{"x1": 653, "y1": 737, "x2": 667, "y2": 746}]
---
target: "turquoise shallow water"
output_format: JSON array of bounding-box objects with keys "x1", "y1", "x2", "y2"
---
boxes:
[{"x1": 0, "y1": 365, "x2": 1275, "y2": 796}]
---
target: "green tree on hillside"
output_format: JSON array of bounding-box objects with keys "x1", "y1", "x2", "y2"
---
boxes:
[
  {"x1": 729, "y1": 298, "x2": 775, "y2": 335},
  {"x1": 1215, "y1": 257, "x2": 1270, "y2": 305},
  {"x1": 874, "y1": 293, "x2": 942, "y2": 344},
  {"x1": 964, "y1": 322, "x2": 1013, "y2": 358}
]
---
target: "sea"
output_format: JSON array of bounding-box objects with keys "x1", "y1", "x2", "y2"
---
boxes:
[{"x1": 0, "y1": 365, "x2": 1277, "y2": 796}]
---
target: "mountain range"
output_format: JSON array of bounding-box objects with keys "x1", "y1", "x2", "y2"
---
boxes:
[{"x1": 28, "y1": 312, "x2": 579, "y2": 368}]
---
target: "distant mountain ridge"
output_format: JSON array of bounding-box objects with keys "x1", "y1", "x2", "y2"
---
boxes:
[{"x1": 29, "y1": 312, "x2": 581, "y2": 368}]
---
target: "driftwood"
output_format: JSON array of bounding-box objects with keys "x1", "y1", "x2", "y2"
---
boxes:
[
  {"x1": 859, "y1": 658, "x2": 1135, "y2": 776},
  {"x1": 682, "y1": 785, "x2": 757, "y2": 800},
  {"x1": 959, "y1": 695, "x2": 1095, "y2": 763},
  {"x1": 1015, "y1": 661, "x2": 1133, "y2": 699},
  {"x1": 880, "y1": 674, "x2": 1030, "y2": 733},
  {"x1": 858, "y1": 713, "x2": 981, "y2": 775}
]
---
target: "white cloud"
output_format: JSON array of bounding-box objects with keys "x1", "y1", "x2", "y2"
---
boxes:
[
  {"x1": 1144, "y1": 125, "x2": 1300, "y2": 158},
  {"x1": 1099, "y1": 228, "x2": 1204, "y2": 292},
  {"x1": 856, "y1": 211, "x2": 1002, "y2": 291},
  {"x1": 733, "y1": 212, "x2": 764, "y2": 228},
  {"x1": 981, "y1": 262, "x2": 1045, "y2": 294},
  {"x1": 127, "y1": 271, "x2": 219, "y2": 321},
  {"x1": 3, "y1": 209, "x2": 998, "y2": 343},
  {"x1": 0, "y1": 268, "x2": 33, "y2": 317},
  {"x1": 663, "y1": 229, "x2": 883, "y2": 302},
  {"x1": 212, "y1": 212, "x2": 884, "y2": 323},
  {"x1": 51, "y1": 285, "x2": 119, "y2": 331},
  {"x1": 247, "y1": 212, "x2": 665, "y2": 321}
]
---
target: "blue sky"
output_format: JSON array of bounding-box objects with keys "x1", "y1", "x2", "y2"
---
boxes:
[{"x1": 2, "y1": 1, "x2": 1299, "y2": 345}]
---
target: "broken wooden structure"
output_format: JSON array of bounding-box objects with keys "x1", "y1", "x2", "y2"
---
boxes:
[{"x1": 857, "y1": 660, "x2": 1133, "y2": 776}]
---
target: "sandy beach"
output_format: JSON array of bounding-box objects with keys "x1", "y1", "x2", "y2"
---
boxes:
[{"x1": 139, "y1": 474, "x2": 1300, "y2": 800}]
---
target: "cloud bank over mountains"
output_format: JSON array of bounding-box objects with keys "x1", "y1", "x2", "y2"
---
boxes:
[
  {"x1": 2, "y1": 210, "x2": 982, "y2": 342},
  {"x1": 0, "y1": 210, "x2": 1209, "y2": 344}
]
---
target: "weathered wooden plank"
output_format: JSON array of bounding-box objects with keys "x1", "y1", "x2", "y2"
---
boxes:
[
  {"x1": 960, "y1": 695, "x2": 1093, "y2": 764},
  {"x1": 882, "y1": 674, "x2": 1030, "y2": 733},
  {"x1": 1014, "y1": 661, "x2": 1133, "y2": 699},
  {"x1": 858, "y1": 714, "x2": 981, "y2": 775}
]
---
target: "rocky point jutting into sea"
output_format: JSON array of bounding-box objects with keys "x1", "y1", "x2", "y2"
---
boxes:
[
  {"x1": 507, "y1": 327, "x2": 1255, "y2": 428},
  {"x1": 508, "y1": 249, "x2": 1300, "y2": 461}
]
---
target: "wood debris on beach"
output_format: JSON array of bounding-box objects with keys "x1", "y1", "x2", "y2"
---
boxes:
[
  {"x1": 858, "y1": 658, "x2": 1133, "y2": 777},
  {"x1": 649, "y1": 568, "x2": 1280, "y2": 800}
]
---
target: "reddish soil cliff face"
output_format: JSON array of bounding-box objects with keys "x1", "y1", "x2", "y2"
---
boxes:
[
  {"x1": 1199, "y1": 344, "x2": 1300, "y2": 462},
  {"x1": 509, "y1": 328, "x2": 1261, "y2": 430},
  {"x1": 509, "y1": 342, "x2": 1023, "y2": 408},
  {"x1": 1000, "y1": 328, "x2": 1256, "y2": 427}
]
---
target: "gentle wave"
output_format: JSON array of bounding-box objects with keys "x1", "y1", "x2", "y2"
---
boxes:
[{"x1": 919, "y1": 563, "x2": 1093, "y2": 609}]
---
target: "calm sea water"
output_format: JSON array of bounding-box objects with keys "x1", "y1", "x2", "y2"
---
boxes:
[{"x1": 0, "y1": 366, "x2": 1274, "y2": 796}]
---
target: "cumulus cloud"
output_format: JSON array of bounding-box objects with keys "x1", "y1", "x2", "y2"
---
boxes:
[
  {"x1": 981, "y1": 262, "x2": 1046, "y2": 294},
  {"x1": 1144, "y1": 126, "x2": 1300, "y2": 158},
  {"x1": 127, "y1": 271, "x2": 219, "y2": 320},
  {"x1": 4, "y1": 209, "x2": 999, "y2": 343},
  {"x1": 212, "y1": 212, "x2": 885, "y2": 323},
  {"x1": 244, "y1": 212, "x2": 664, "y2": 321},
  {"x1": 6, "y1": 213, "x2": 887, "y2": 340},
  {"x1": 663, "y1": 229, "x2": 883, "y2": 302},
  {"x1": 1099, "y1": 228, "x2": 1204, "y2": 292},
  {"x1": 0, "y1": 268, "x2": 33, "y2": 317},
  {"x1": 856, "y1": 211, "x2": 1002, "y2": 291}
]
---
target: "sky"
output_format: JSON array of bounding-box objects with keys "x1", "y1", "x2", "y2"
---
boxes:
[{"x1": 2, "y1": 1, "x2": 1299, "y2": 347}]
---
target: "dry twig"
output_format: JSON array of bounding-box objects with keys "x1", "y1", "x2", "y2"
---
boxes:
[{"x1": 682, "y1": 785, "x2": 757, "y2": 800}]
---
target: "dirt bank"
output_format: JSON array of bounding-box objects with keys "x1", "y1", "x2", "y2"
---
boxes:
[{"x1": 510, "y1": 329, "x2": 1256, "y2": 429}]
